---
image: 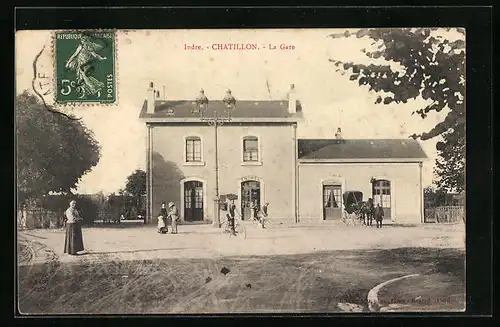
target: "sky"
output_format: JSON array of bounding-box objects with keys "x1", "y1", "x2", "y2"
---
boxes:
[{"x1": 15, "y1": 28, "x2": 463, "y2": 194}]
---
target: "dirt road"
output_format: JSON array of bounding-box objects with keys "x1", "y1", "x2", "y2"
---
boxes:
[{"x1": 17, "y1": 222, "x2": 465, "y2": 314}]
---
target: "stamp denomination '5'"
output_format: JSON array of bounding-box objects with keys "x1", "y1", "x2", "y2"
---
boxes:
[{"x1": 55, "y1": 31, "x2": 116, "y2": 104}]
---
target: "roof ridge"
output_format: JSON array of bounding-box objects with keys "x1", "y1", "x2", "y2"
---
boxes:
[
  {"x1": 297, "y1": 138, "x2": 427, "y2": 160},
  {"x1": 154, "y1": 99, "x2": 291, "y2": 103},
  {"x1": 298, "y1": 138, "x2": 419, "y2": 141}
]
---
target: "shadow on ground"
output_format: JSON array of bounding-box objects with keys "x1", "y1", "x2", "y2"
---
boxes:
[
  {"x1": 88, "y1": 221, "x2": 147, "y2": 229},
  {"x1": 87, "y1": 248, "x2": 194, "y2": 255},
  {"x1": 17, "y1": 246, "x2": 465, "y2": 314}
]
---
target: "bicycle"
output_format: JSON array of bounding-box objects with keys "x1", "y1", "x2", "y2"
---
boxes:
[{"x1": 221, "y1": 213, "x2": 247, "y2": 239}]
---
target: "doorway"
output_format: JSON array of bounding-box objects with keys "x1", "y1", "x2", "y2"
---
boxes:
[
  {"x1": 184, "y1": 181, "x2": 203, "y2": 221},
  {"x1": 241, "y1": 181, "x2": 261, "y2": 220},
  {"x1": 372, "y1": 179, "x2": 392, "y2": 219},
  {"x1": 323, "y1": 183, "x2": 342, "y2": 220}
]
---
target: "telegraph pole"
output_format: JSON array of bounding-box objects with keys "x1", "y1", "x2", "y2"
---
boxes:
[{"x1": 197, "y1": 89, "x2": 234, "y2": 227}]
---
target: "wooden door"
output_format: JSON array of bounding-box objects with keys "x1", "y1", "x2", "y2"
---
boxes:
[
  {"x1": 241, "y1": 181, "x2": 261, "y2": 220},
  {"x1": 372, "y1": 179, "x2": 391, "y2": 219},
  {"x1": 184, "y1": 181, "x2": 203, "y2": 221},
  {"x1": 323, "y1": 184, "x2": 342, "y2": 220}
]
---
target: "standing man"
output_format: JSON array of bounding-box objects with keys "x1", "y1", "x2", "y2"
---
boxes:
[
  {"x1": 168, "y1": 202, "x2": 179, "y2": 234},
  {"x1": 260, "y1": 202, "x2": 269, "y2": 229},
  {"x1": 375, "y1": 203, "x2": 385, "y2": 228},
  {"x1": 366, "y1": 198, "x2": 374, "y2": 226},
  {"x1": 250, "y1": 200, "x2": 257, "y2": 223},
  {"x1": 227, "y1": 199, "x2": 237, "y2": 235}
]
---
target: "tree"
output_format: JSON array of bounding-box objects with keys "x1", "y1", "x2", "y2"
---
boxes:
[
  {"x1": 329, "y1": 28, "x2": 465, "y2": 191},
  {"x1": 16, "y1": 91, "x2": 101, "y2": 205},
  {"x1": 424, "y1": 186, "x2": 447, "y2": 208},
  {"x1": 125, "y1": 169, "x2": 146, "y2": 213},
  {"x1": 434, "y1": 129, "x2": 465, "y2": 193}
]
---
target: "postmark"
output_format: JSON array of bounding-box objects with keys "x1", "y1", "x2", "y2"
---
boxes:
[{"x1": 54, "y1": 30, "x2": 116, "y2": 105}]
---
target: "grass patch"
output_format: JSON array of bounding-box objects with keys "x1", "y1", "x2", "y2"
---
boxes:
[
  {"x1": 377, "y1": 274, "x2": 465, "y2": 311},
  {"x1": 17, "y1": 239, "x2": 33, "y2": 265}
]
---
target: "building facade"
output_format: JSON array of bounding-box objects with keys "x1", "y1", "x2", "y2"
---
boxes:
[
  {"x1": 140, "y1": 82, "x2": 301, "y2": 224},
  {"x1": 297, "y1": 139, "x2": 427, "y2": 223},
  {"x1": 140, "y1": 82, "x2": 428, "y2": 225}
]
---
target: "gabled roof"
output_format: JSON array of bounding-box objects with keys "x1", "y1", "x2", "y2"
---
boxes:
[
  {"x1": 298, "y1": 139, "x2": 427, "y2": 161},
  {"x1": 139, "y1": 99, "x2": 302, "y2": 120}
]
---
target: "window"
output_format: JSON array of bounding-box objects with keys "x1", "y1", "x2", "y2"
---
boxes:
[
  {"x1": 372, "y1": 179, "x2": 391, "y2": 208},
  {"x1": 243, "y1": 136, "x2": 259, "y2": 162},
  {"x1": 185, "y1": 136, "x2": 202, "y2": 162},
  {"x1": 323, "y1": 185, "x2": 342, "y2": 208}
]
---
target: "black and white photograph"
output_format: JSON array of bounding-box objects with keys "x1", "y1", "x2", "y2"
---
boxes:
[{"x1": 16, "y1": 26, "x2": 466, "y2": 314}]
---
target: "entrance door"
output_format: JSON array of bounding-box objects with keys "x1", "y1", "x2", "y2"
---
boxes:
[
  {"x1": 323, "y1": 184, "x2": 342, "y2": 220},
  {"x1": 372, "y1": 179, "x2": 391, "y2": 219},
  {"x1": 241, "y1": 181, "x2": 260, "y2": 220},
  {"x1": 184, "y1": 181, "x2": 203, "y2": 221}
]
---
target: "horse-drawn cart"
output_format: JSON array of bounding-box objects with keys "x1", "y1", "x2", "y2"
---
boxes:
[
  {"x1": 342, "y1": 191, "x2": 374, "y2": 226},
  {"x1": 342, "y1": 191, "x2": 363, "y2": 225}
]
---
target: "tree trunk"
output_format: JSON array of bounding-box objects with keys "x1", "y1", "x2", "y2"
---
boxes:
[{"x1": 137, "y1": 196, "x2": 140, "y2": 218}]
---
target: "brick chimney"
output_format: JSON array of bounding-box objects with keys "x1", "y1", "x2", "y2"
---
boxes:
[
  {"x1": 288, "y1": 84, "x2": 297, "y2": 113},
  {"x1": 162, "y1": 85, "x2": 166, "y2": 100},
  {"x1": 147, "y1": 81, "x2": 155, "y2": 114}
]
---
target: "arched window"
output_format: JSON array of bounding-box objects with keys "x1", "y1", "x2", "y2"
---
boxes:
[
  {"x1": 185, "y1": 136, "x2": 202, "y2": 162},
  {"x1": 243, "y1": 136, "x2": 259, "y2": 162}
]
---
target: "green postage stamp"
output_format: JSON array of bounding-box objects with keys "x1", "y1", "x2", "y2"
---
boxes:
[{"x1": 54, "y1": 30, "x2": 116, "y2": 104}]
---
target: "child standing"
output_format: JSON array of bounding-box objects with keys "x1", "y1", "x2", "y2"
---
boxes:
[{"x1": 157, "y1": 202, "x2": 168, "y2": 234}]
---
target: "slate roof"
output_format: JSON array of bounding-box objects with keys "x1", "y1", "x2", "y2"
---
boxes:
[
  {"x1": 298, "y1": 139, "x2": 427, "y2": 160},
  {"x1": 139, "y1": 100, "x2": 302, "y2": 119}
]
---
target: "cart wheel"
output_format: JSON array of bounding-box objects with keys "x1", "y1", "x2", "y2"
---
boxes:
[{"x1": 234, "y1": 223, "x2": 247, "y2": 240}]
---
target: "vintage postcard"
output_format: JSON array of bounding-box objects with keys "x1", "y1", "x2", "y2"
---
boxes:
[{"x1": 16, "y1": 28, "x2": 465, "y2": 314}]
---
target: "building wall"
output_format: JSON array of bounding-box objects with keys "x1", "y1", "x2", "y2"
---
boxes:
[
  {"x1": 149, "y1": 123, "x2": 296, "y2": 223},
  {"x1": 298, "y1": 162, "x2": 423, "y2": 223}
]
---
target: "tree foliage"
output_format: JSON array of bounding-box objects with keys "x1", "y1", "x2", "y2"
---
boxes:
[
  {"x1": 16, "y1": 91, "x2": 101, "y2": 202},
  {"x1": 125, "y1": 169, "x2": 147, "y2": 198},
  {"x1": 329, "y1": 28, "x2": 465, "y2": 191},
  {"x1": 125, "y1": 169, "x2": 146, "y2": 212},
  {"x1": 434, "y1": 129, "x2": 465, "y2": 193},
  {"x1": 423, "y1": 186, "x2": 447, "y2": 208}
]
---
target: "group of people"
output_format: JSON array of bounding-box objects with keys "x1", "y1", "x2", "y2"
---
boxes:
[
  {"x1": 157, "y1": 202, "x2": 179, "y2": 234},
  {"x1": 361, "y1": 199, "x2": 385, "y2": 228},
  {"x1": 251, "y1": 200, "x2": 269, "y2": 228},
  {"x1": 224, "y1": 199, "x2": 269, "y2": 235},
  {"x1": 60, "y1": 199, "x2": 180, "y2": 256},
  {"x1": 60, "y1": 196, "x2": 384, "y2": 258}
]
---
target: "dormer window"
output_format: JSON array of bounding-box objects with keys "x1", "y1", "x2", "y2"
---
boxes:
[{"x1": 243, "y1": 136, "x2": 259, "y2": 162}]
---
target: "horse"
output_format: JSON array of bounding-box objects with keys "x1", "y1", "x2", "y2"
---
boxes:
[{"x1": 357, "y1": 199, "x2": 374, "y2": 226}]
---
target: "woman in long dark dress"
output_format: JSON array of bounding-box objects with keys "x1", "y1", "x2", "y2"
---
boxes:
[
  {"x1": 64, "y1": 200, "x2": 85, "y2": 255},
  {"x1": 157, "y1": 202, "x2": 168, "y2": 234}
]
